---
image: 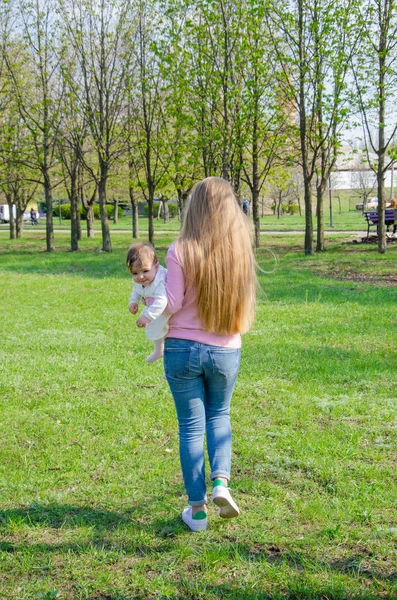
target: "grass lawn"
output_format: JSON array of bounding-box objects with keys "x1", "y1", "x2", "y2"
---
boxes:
[{"x1": 0, "y1": 230, "x2": 396, "y2": 600}]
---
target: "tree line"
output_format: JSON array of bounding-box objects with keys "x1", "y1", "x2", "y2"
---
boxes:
[{"x1": 0, "y1": 0, "x2": 396, "y2": 254}]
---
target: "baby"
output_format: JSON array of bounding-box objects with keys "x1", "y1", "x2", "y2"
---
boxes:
[{"x1": 127, "y1": 242, "x2": 169, "y2": 363}]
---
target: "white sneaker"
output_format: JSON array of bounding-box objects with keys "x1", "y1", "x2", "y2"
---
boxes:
[
  {"x1": 182, "y1": 507, "x2": 208, "y2": 531},
  {"x1": 212, "y1": 486, "x2": 240, "y2": 518}
]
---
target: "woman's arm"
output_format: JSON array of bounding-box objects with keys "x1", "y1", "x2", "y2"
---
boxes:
[{"x1": 165, "y1": 244, "x2": 185, "y2": 315}]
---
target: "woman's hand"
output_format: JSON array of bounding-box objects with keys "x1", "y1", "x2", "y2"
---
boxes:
[
  {"x1": 129, "y1": 303, "x2": 139, "y2": 314},
  {"x1": 136, "y1": 315, "x2": 151, "y2": 328}
]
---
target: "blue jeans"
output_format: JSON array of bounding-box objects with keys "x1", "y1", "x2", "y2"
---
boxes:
[{"x1": 164, "y1": 338, "x2": 241, "y2": 506}]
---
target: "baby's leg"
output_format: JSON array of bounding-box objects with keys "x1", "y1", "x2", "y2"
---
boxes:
[{"x1": 146, "y1": 338, "x2": 164, "y2": 363}]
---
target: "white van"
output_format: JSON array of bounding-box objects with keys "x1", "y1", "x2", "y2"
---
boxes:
[{"x1": 0, "y1": 204, "x2": 16, "y2": 222}]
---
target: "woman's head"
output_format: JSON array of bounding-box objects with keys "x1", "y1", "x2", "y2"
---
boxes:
[
  {"x1": 181, "y1": 177, "x2": 240, "y2": 242},
  {"x1": 179, "y1": 177, "x2": 256, "y2": 335}
]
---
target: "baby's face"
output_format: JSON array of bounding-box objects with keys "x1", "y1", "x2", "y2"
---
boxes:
[{"x1": 131, "y1": 260, "x2": 159, "y2": 286}]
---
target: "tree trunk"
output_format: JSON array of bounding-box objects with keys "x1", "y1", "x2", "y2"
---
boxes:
[
  {"x1": 277, "y1": 192, "x2": 283, "y2": 218},
  {"x1": 113, "y1": 198, "x2": 119, "y2": 224},
  {"x1": 6, "y1": 193, "x2": 15, "y2": 239},
  {"x1": 252, "y1": 187, "x2": 260, "y2": 248},
  {"x1": 86, "y1": 205, "x2": 95, "y2": 237},
  {"x1": 298, "y1": 196, "x2": 302, "y2": 216},
  {"x1": 70, "y1": 170, "x2": 79, "y2": 252},
  {"x1": 232, "y1": 148, "x2": 243, "y2": 206},
  {"x1": 163, "y1": 199, "x2": 169, "y2": 224},
  {"x1": 77, "y1": 207, "x2": 82, "y2": 241},
  {"x1": 16, "y1": 207, "x2": 24, "y2": 238},
  {"x1": 303, "y1": 176, "x2": 313, "y2": 255},
  {"x1": 251, "y1": 105, "x2": 260, "y2": 247},
  {"x1": 177, "y1": 188, "x2": 183, "y2": 222},
  {"x1": 77, "y1": 165, "x2": 83, "y2": 240},
  {"x1": 44, "y1": 171, "x2": 55, "y2": 252},
  {"x1": 377, "y1": 156, "x2": 386, "y2": 253},
  {"x1": 316, "y1": 178, "x2": 327, "y2": 252},
  {"x1": 129, "y1": 183, "x2": 139, "y2": 239},
  {"x1": 148, "y1": 187, "x2": 154, "y2": 246},
  {"x1": 177, "y1": 188, "x2": 190, "y2": 226},
  {"x1": 98, "y1": 163, "x2": 112, "y2": 252}
]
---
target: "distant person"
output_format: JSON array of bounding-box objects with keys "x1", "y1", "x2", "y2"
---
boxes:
[
  {"x1": 389, "y1": 199, "x2": 397, "y2": 235},
  {"x1": 127, "y1": 242, "x2": 169, "y2": 363},
  {"x1": 242, "y1": 197, "x2": 250, "y2": 216},
  {"x1": 30, "y1": 208, "x2": 37, "y2": 225},
  {"x1": 164, "y1": 177, "x2": 256, "y2": 531}
]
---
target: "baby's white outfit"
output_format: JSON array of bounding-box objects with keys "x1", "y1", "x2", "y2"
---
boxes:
[{"x1": 129, "y1": 265, "x2": 169, "y2": 341}]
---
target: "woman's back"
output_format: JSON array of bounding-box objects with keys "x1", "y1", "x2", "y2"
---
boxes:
[
  {"x1": 173, "y1": 177, "x2": 256, "y2": 336},
  {"x1": 166, "y1": 241, "x2": 241, "y2": 348}
]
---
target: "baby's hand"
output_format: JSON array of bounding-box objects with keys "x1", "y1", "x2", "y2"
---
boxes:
[
  {"x1": 136, "y1": 315, "x2": 151, "y2": 328},
  {"x1": 129, "y1": 303, "x2": 139, "y2": 315}
]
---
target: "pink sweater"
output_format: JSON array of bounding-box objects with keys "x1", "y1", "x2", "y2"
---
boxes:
[{"x1": 165, "y1": 242, "x2": 241, "y2": 348}]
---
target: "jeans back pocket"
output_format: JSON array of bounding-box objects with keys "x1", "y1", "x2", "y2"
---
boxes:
[
  {"x1": 164, "y1": 348, "x2": 191, "y2": 378},
  {"x1": 209, "y1": 349, "x2": 240, "y2": 379}
]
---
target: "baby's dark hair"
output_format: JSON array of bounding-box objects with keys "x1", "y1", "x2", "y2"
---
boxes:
[{"x1": 126, "y1": 242, "x2": 158, "y2": 272}]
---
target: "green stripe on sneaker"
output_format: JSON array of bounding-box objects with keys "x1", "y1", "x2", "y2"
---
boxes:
[
  {"x1": 212, "y1": 478, "x2": 227, "y2": 488},
  {"x1": 192, "y1": 511, "x2": 207, "y2": 520}
]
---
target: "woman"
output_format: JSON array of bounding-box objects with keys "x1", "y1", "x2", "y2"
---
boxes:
[{"x1": 165, "y1": 177, "x2": 256, "y2": 531}]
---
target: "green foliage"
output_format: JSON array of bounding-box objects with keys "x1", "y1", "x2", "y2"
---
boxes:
[
  {"x1": 37, "y1": 590, "x2": 59, "y2": 600},
  {"x1": 53, "y1": 204, "x2": 123, "y2": 220},
  {"x1": 287, "y1": 203, "x2": 300, "y2": 215},
  {"x1": 53, "y1": 204, "x2": 72, "y2": 219},
  {"x1": 271, "y1": 203, "x2": 287, "y2": 213}
]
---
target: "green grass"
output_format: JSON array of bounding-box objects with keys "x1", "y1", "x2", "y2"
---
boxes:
[{"x1": 0, "y1": 230, "x2": 397, "y2": 599}]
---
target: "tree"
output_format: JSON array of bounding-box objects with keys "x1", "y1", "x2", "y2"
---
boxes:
[
  {"x1": 0, "y1": 9, "x2": 18, "y2": 239},
  {"x1": 128, "y1": 0, "x2": 169, "y2": 245},
  {"x1": 239, "y1": 0, "x2": 289, "y2": 247},
  {"x1": 186, "y1": 12, "x2": 221, "y2": 178},
  {"x1": 352, "y1": 0, "x2": 397, "y2": 253},
  {"x1": 350, "y1": 155, "x2": 376, "y2": 208},
  {"x1": 57, "y1": 48, "x2": 88, "y2": 251},
  {"x1": 186, "y1": 0, "x2": 246, "y2": 185},
  {"x1": 3, "y1": 0, "x2": 64, "y2": 252},
  {"x1": 0, "y1": 109, "x2": 39, "y2": 238},
  {"x1": 126, "y1": 106, "x2": 140, "y2": 240},
  {"x1": 158, "y1": 0, "x2": 201, "y2": 221},
  {"x1": 59, "y1": 0, "x2": 132, "y2": 252},
  {"x1": 267, "y1": 0, "x2": 357, "y2": 254}
]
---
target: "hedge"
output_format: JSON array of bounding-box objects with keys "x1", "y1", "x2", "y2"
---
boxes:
[
  {"x1": 270, "y1": 203, "x2": 300, "y2": 215},
  {"x1": 53, "y1": 204, "x2": 123, "y2": 220}
]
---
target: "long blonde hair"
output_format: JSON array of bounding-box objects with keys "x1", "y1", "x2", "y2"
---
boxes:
[{"x1": 179, "y1": 177, "x2": 256, "y2": 335}]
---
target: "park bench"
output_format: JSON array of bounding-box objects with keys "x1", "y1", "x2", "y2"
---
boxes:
[{"x1": 364, "y1": 209, "x2": 397, "y2": 240}]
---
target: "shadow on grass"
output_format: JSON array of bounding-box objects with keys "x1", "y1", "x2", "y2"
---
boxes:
[
  {"x1": 0, "y1": 242, "x2": 172, "y2": 280},
  {"x1": 0, "y1": 502, "x2": 396, "y2": 590}
]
